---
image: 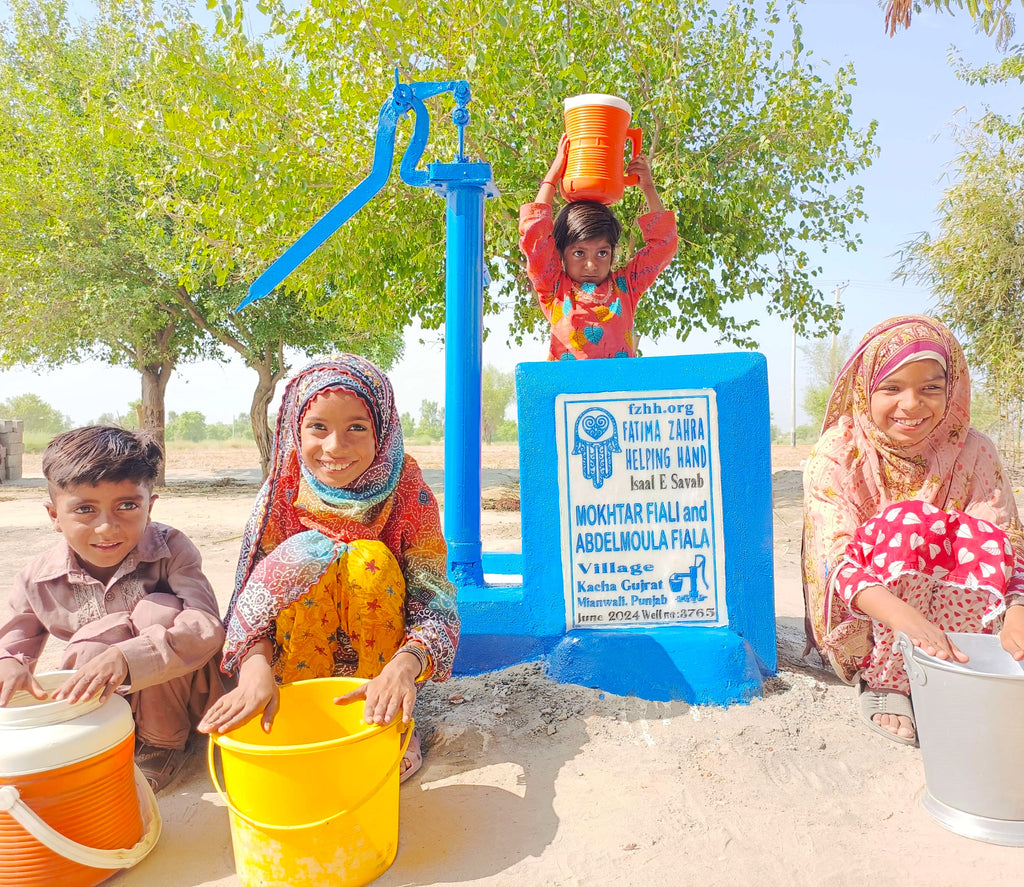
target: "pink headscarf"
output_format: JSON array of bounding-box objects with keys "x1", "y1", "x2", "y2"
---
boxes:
[{"x1": 820, "y1": 314, "x2": 970, "y2": 506}]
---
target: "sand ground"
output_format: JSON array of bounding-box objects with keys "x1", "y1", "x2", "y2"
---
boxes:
[{"x1": 2, "y1": 444, "x2": 1024, "y2": 886}]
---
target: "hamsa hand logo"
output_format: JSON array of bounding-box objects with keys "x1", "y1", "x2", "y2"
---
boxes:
[{"x1": 572, "y1": 407, "x2": 620, "y2": 489}]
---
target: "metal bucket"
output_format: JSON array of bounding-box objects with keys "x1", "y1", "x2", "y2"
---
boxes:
[{"x1": 896, "y1": 631, "x2": 1024, "y2": 845}]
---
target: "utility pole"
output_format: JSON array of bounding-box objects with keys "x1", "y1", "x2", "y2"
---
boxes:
[
  {"x1": 831, "y1": 281, "x2": 849, "y2": 378},
  {"x1": 791, "y1": 326, "x2": 797, "y2": 447}
]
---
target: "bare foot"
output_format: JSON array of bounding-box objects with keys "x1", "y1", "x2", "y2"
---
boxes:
[
  {"x1": 872, "y1": 712, "x2": 916, "y2": 741},
  {"x1": 859, "y1": 682, "x2": 917, "y2": 746}
]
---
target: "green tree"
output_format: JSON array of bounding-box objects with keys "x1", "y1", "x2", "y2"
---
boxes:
[
  {"x1": 95, "y1": 401, "x2": 141, "y2": 430},
  {"x1": 205, "y1": 421, "x2": 231, "y2": 441},
  {"x1": 400, "y1": 411, "x2": 416, "y2": 440},
  {"x1": 230, "y1": 412, "x2": 256, "y2": 441},
  {"x1": 166, "y1": 410, "x2": 208, "y2": 442},
  {"x1": 118, "y1": 10, "x2": 404, "y2": 473},
  {"x1": 228, "y1": 0, "x2": 875, "y2": 347},
  {"x1": 0, "y1": 393, "x2": 70, "y2": 434},
  {"x1": 0, "y1": 0, "x2": 209, "y2": 483},
  {"x1": 896, "y1": 124, "x2": 1024, "y2": 434},
  {"x1": 418, "y1": 400, "x2": 445, "y2": 441},
  {"x1": 481, "y1": 365, "x2": 516, "y2": 444},
  {"x1": 493, "y1": 418, "x2": 519, "y2": 442},
  {"x1": 800, "y1": 331, "x2": 854, "y2": 430},
  {"x1": 0, "y1": 0, "x2": 402, "y2": 481}
]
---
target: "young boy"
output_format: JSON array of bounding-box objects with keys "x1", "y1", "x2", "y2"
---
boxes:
[
  {"x1": 519, "y1": 133, "x2": 678, "y2": 360},
  {"x1": 0, "y1": 426, "x2": 225, "y2": 792}
]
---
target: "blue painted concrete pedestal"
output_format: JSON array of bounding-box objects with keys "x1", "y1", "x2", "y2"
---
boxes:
[{"x1": 455, "y1": 352, "x2": 777, "y2": 707}]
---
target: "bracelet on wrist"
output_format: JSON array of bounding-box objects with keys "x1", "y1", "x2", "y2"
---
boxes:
[
  {"x1": 396, "y1": 643, "x2": 429, "y2": 680},
  {"x1": 542, "y1": 178, "x2": 558, "y2": 187}
]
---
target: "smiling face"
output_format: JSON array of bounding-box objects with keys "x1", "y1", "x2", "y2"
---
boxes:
[
  {"x1": 299, "y1": 389, "x2": 377, "y2": 489},
  {"x1": 561, "y1": 236, "x2": 613, "y2": 286},
  {"x1": 46, "y1": 479, "x2": 156, "y2": 584},
  {"x1": 869, "y1": 358, "x2": 948, "y2": 447}
]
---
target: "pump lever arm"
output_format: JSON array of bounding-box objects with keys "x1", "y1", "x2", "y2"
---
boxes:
[{"x1": 237, "y1": 75, "x2": 470, "y2": 310}]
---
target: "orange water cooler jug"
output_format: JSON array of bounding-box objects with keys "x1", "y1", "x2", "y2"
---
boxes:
[
  {"x1": 0, "y1": 672, "x2": 161, "y2": 887},
  {"x1": 561, "y1": 93, "x2": 643, "y2": 205}
]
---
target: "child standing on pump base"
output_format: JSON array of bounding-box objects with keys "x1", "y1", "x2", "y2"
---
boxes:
[
  {"x1": 197, "y1": 354, "x2": 459, "y2": 782},
  {"x1": 519, "y1": 133, "x2": 678, "y2": 360},
  {"x1": 0, "y1": 426, "x2": 226, "y2": 792}
]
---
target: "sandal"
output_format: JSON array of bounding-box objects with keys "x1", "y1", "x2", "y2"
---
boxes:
[
  {"x1": 135, "y1": 742, "x2": 190, "y2": 793},
  {"x1": 857, "y1": 681, "x2": 918, "y2": 747},
  {"x1": 399, "y1": 729, "x2": 422, "y2": 784}
]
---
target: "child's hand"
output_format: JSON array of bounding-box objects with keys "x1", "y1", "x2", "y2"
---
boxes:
[
  {"x1": 853, "y1": 583, "x2": 968, "y2": 664},
  {"x1": 53, "y1": 647, "x2": 129, "y2": 704},
  {"x1": 0, "y1": 658, "x2": 47, "y2": 707},
  {"x1": 548, "y1": 133, "x2": 569, "y2": 181},
  {"x1": 627, "y1": 154, "x2": 665, "y2": 212},
  {"x1": 894, "y1": 608, "x2": 968, "y2": 663},
  {"x1": 1000, "y1": 605, "x2": 1024, "y2": 661},
  {"x1": 197, "y1": 677, "x2": 280, "y2": 735},
  {"x1": 198, "y1": 641, "x2": 279, "y2": 734},
  {"x1": 627, "y1": 154, "x2": 654, "y2": 189},
  {"x1": 536, "y1": 134, "x2": 570, "y2": 203},
  {"x1": 334, "y1": 651, "x2": 420, "y2": 726}
]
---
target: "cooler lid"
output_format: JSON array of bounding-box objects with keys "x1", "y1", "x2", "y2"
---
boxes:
[
  {"x1": 0, "y1": 672, "x2": 134, "y2": 775},
  {"x1": 564, "y1": 93, "x2": 632, "y2": 115}
]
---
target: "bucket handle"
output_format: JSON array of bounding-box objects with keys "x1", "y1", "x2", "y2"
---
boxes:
[
  {"x1": 0, "y1": 764, "x2": 162, "y2": 869},
  {"x1": 895, "y1": 632, "x2": 927, "y2": 687},
  {"x1": 207, "y1": 718, "x2": 413, "y2": 832}
]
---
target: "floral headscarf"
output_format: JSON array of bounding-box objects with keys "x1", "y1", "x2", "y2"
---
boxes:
[{"x1": 821, "y1": 313, "x2": 970, "y2": 505}]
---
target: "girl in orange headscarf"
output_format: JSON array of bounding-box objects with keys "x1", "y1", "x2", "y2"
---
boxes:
[{"x1": 802, "y1": 315, "x2": 1024, "y2": 744}]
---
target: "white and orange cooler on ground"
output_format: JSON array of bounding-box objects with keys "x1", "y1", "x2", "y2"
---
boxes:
[{"x1": 0, "y1": 671, "x2": 160, "y2": 887}]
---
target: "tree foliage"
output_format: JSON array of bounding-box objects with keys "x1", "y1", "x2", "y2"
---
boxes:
[
  {"x1": 897, "y1": 120, "x2": 1024, "y2": 450},
  {"x1": 203, "y1": 0, "x2": 876, "y2": 348},
  {"x1": 884, "y1": 1, "x2": 1021, "y2": 48},
  {"x1": 417, "y1": 400, "x2": 445, "y2": 441},
  {"x1": 0, "y1": 393, "x2": 71, "y2": 434},
  {"x1": 166, "y1": 410, "x2": 208, "y2": 442},
  {"x1": 800, "y1": 331, "x2": 854, "y2": 430},
  {"x1": 0, "y1": 0, "x2": 210, "y2": 481},
  {"x1": 0, "y1": 0, "x2": 403, "y2": 478},
  {"x1": 0, "y1": 0, "x2": 878, "y2": 474},
  {"x1": 481, "y1": 365, "x2": 516, "y2": 444}
]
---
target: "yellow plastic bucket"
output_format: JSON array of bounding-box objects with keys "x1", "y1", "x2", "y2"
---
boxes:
[{"x1": 208, "y1": 677, "x2": 412, "y2": 887}]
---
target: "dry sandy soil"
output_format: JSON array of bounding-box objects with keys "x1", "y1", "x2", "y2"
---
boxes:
[{"x1": 3, "y1": 444, "x2": 1024, "y2": 886}]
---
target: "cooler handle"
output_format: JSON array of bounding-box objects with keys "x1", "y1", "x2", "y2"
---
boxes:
[
  {"x1": 0, "y1": 764, "x2": 162, "y2": 869},
  {"x1": 624, "y1": 127, "x2": 643, "y2": 185},
  {"x1": 208, "y1": 718, "x2": 413, "y2": 832}
]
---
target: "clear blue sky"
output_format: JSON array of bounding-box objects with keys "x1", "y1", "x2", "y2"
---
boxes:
[{"x1": 1, "y1": 1, "x2": 1019, "y2": 429}]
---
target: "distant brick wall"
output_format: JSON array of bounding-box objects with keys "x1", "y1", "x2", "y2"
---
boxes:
[{"x1": 0, "y1": 419, "x2": 24, "y2": 481}]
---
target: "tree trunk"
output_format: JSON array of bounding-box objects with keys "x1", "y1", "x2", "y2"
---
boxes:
[
  {"x1": 251, "y1": 384, "x2": 275, "y2": 479},
  {"x1": 139, "y1": 359, "x2": 173, "y2": 486},
  {"x1": 248, "y1": 347, "x2": 287, "y2": 479}
]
